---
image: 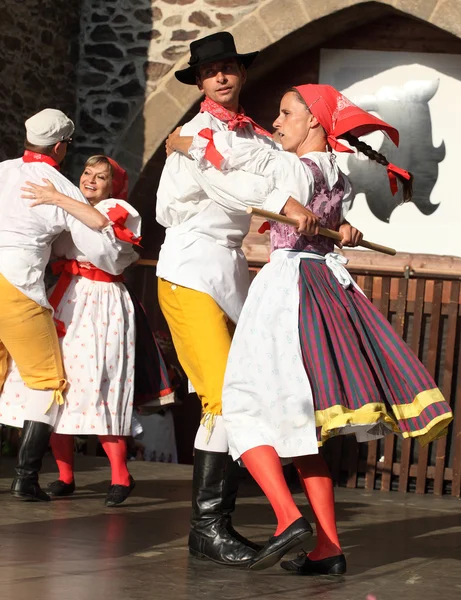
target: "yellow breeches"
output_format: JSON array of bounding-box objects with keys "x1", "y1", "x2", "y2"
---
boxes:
[
  {"x1": 158, "y1": 279, "x2": 233, "y2": 416},
  {"x1": 0, "y1": 274, "x2": 66, "y2": 403}
]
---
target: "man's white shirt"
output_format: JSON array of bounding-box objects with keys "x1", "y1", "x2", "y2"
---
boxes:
[{"x1": 156, "y1": 111, "x2": 289, "y2": 323}]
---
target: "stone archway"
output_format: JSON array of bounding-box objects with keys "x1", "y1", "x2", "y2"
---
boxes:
[{"x1": 112, "y1": 0, "x2": 461, "y2": 177}]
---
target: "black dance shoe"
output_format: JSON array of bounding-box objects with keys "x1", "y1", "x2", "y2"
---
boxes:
[
  {"x1": 105, "y1": 476, "x2": 135, "y2": 507},
  {"x1": 280, "y1": 552, "x2": 347, "y2": 575},
  {"x1": 249, "y1": 517, "x2": 313, "y2": 571},
  {"x1": 11, "y1": 477, "x2": 51, "y2": 502},
  {"x1": 47, "y1": 479, "x2": 76, "y2": 497}
]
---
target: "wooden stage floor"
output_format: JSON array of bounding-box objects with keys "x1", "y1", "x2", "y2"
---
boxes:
[{"x1": 0, "y1": 456, "x2": 460, "y2": 600}]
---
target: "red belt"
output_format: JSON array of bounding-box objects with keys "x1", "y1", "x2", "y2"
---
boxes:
[{"x1": 49, "y1": 259, "x2": 124, "y2": 337}]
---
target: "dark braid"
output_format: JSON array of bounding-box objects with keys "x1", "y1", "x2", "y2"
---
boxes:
[{"x1": 342, "y1": 132, "x2": 413, "y2": 202}]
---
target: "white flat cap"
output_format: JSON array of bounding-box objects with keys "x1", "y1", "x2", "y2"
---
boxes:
[{"x1": 25, "y1": 108, "x2": 75, "y2": 146}]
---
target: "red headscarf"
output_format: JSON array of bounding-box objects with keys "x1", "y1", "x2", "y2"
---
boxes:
[
  {"x1": 294, "y1": 85, "x2": 411, "y2": 195},
  {"x1": 106, "y1": 157, "x2": 129, "y2": 200},
  {"x1": 294, "y1": 84, "x2": 399, "y2": 152}
]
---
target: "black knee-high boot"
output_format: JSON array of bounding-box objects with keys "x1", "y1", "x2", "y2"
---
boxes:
[
  {"x1": 11, "y1": 420, "x2": 53, "y2": 502},
  {"x1": 222, "y1": 455, "x2": 261, "y2": 551},
  {"x1": 188, "y1": 449, "x2": 258, "y2": 566}
]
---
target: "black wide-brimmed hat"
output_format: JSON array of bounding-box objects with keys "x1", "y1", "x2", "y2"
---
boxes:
[{"x1": 174, "y1": 32, "x2": 259, "y2": 85}]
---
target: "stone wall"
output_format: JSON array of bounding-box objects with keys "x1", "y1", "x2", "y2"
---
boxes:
[
  {"x1": 73, "y1": 0, "x2": 260, "y2": 175},
  {"x1": 72, "y1": 0, "x2": 461, "y2": 184},
  {"x1": 0, "y1": 0, "x2": 81, "y2": 162}
]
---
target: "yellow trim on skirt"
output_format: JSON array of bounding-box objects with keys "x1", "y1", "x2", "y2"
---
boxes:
[{"x1": 315, "y1": 388, "x2": 453, "y2": 448}]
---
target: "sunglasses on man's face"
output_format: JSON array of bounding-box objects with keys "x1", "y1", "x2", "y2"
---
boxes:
[{"x1": 62, "y1": 138, "x2": 73, "y2": 146}]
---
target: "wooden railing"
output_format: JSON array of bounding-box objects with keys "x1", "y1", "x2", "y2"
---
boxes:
[
  {"x1": 331, "y1": 268, "x2": 461, "y2": 497},
  {"x1": 135, "y1": 259, "x2": 461, "y2": 496}
]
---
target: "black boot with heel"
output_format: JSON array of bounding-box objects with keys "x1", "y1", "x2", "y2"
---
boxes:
[
  {"x1": 10, "y1": 420, "x2": 53, "y2": 502},
  {"x1": 188, "y1": 449, "x2": 259, "y2": 567}
]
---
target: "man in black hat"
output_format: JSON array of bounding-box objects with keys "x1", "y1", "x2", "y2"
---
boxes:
[{"x1": 156, "y1": 32, "x2": 317, "y2": 568}]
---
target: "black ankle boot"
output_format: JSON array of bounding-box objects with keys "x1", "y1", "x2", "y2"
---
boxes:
[
  {"x1": 188, "y1": 450, "x2": 257, "y2": 567},
  {"x1": 11, "y1": 420, "x2": 53, "y2": 502}
]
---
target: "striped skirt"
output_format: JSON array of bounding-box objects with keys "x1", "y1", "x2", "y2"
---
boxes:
[{"x1": 299, "y1": 258, "x2": 453, "y2": 447}]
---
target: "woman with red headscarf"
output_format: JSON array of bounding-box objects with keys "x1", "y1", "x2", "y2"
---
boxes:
[
  {"x1": 0, "y1": 155, "x2": 174, "y2": 506},
  {"x1": 167, "y1": 85, "x2": 452, "y2": 571}
]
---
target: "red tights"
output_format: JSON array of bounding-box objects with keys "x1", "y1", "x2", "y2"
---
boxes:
[
  {"x1": 50, "y1": 433, "x2": 131, "y2": 487},
  {"x1": 241, "y1": 445, "x2": 341, "y2": 559}
]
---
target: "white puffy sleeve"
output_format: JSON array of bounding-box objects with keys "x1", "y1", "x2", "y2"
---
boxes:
[
  {"x1": 93, "y1": 199, "x2": 141, "y2": 272},
  {"x1": 190, "y1": 130, "x2": 316, "y2": 209},
  {"x1": 162, "y1": 121, "x2": 291, "y2": 216},
  {"x1": 340, "y1": 173, "x2": 355, "y2": 222},
  {"x1": 54, "y1": 193, "x2": 140, "y2": 274}
]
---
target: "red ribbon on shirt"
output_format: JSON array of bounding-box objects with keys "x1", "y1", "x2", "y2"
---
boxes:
[
  {"x1": 22, "y1": 150, "x2": 60, "y2": 170},
  {"x1": 49, "y1": 259, "x2": 125, "y2": 337},
  {"x1": 106, "y1": 204, "x2": 142, "y2": 247},
  {"x1": 198, "y1": 128, "x2": 225, "y2": 169},
  {"x1": 386, "y1": 163, "x2": 412, "y2": 196},
  {"x1": 200, "y1": 97, "x2": 271, "y2": 137}
]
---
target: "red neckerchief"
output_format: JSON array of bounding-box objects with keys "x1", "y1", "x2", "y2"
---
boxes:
[
  {"x1": 200, "y1": 97, "x2": 270, "y2": 136},
  {"x1": 22, "y1": 150, "x2": 60, "y2": 171}
]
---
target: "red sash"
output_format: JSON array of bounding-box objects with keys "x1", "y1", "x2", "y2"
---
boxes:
[{"x1": 49, "y1": 260, "x2": 124, "y2": 337}]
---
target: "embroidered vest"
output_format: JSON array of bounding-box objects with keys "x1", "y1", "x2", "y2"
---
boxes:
[{"x1": 270, "y1": 158, "x2": 345, "y2": 256}]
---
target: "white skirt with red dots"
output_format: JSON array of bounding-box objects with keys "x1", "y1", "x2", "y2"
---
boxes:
[{"x1": 0, "y1": 276, "x2": 135, "y2": 436}]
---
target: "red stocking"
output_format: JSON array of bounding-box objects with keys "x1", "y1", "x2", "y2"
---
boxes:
[
  {"x1": 293, "y1": 453, "x2": 342, "y2": 560},
  {"x1": 50, "y1": 433, "x2": 75, "y2": 484},
  {"x1": 241, "y1": 445, "x2": 301, "y2": 535},
  {"x1": 99, "y1": 435, "x2": 131, "y2": 486}
]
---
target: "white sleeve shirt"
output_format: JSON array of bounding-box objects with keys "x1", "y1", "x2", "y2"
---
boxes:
[
  {"x1": 52, "y1": 199, "x2": 140, "y2": 272},
  {"x1": 156, "y1": 111, "x2": 287, "y2": 323},
  {"x1": 192, "y1": 132, "x2": 355, "y2": 221}
]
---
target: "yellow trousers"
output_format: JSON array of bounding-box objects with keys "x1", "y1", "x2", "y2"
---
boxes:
[
  {"x1": 0, "y1": 274, "x2": 66, "y2": 399},
  {"x1": 158, "y1": 279, "x2": 233, "y2": 416}
]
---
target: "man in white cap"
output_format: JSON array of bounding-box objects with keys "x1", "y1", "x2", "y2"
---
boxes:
[{"x1": 0, "y1": 108, "x2": 125, "y2": 501}]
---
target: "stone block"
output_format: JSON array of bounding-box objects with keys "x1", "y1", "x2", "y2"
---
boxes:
[
  {"x1": 145, "y1": 61, "x2": 173, "y2": 82},
  {"x1": 189, "y1": 11, "x2": 216, "y2": 28},
  {"x1": 164, "y1": 15, "x2": 182, "y2": 26},
  {"x1": 164, "y1": 71, "x2": 202, "y2": 110},
  {"x1": 299, "y1": 0, "x2": 366, "y2": 21},
  {"x1": 171, "y1": 29, "x2": 200, "y2": 41},
  {"x1": 205, "y1": 0, "x2": 257, "y2": 7},
  {"x1": 431, "y1": 0, "x2": 461, "y2": 38},
  {"x1": 230, "y1": 14, "x2": 273, "y2": 52},
  {"x1": 259, "y1": 0, "x2": 309, "y2": 42},
  {"x1": 162, "y1": 44, "x2": 189, "y2": 61},
  {"x1": 216, "y1": 12, "x2": 234, "y2": 26},
  {"x1": 392, "y1": 0, "x2": 438, "y2": 20},
  {"x1": 142, "y1": 90, "x2": 189, "y2": 163}
]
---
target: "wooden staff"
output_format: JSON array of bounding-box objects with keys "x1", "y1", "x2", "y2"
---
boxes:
[{"x1": 247, "y1": 207, "x2": 396, "y2": 256}]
